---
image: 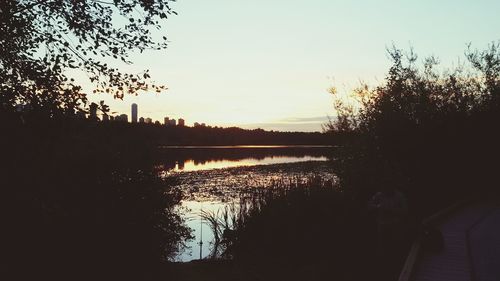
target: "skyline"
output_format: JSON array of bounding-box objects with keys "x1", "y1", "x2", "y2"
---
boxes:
[
  {"x1": 85, "y1": 0, "x2": 500, "y2": 132},
  {"x1": 96, "y1": 103, "x2": 193, "y2": 127},
  {"x1": 97, "y1": 101, "x2": 325, "y2": 130}
]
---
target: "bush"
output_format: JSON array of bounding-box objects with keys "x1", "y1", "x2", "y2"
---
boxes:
[
  {"x1": 326, "y1": 43, "x2": 500, "y2": 217},
  {"x1": 0, "y1": 114, "x2": 192, "y2": 281},
  {"x1": 202, "y1": 176, "x2": 379, "y2": 281}
]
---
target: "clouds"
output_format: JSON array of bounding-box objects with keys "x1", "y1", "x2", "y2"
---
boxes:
[
  {"x1": 237, "y1": 116, "x2": 330, "y2": 132},
  {"x1": 279, "y1": 116, "x2": 330, "y2": 123},
  {"x1": 240, "y1": 122, "x2": 324, "y2": 132}
]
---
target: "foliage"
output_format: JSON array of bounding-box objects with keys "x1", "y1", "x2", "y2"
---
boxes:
[
  {"x1": 0, "y1": 0, "x2": 172, "y2": 116},
  {"x1": 202, "y1": 176, "x2": 381, "y2": 281},
  {"x1": 114, "y1": 123, "x2": 332, "y2": 146},
  {"x1": 326, "y1": 43, "x2": 500, "y2": 215},
  {"x1": 0, "y1": 114, "x2": 192, "y2": 280},
  {"x1": 200, "y1": 204, "x2": 243, "y2": 259}
]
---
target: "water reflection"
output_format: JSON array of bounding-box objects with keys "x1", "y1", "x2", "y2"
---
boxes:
[
  {"x1": 176, "y1": 201, "x2": 225, "y2": 262},
  {"x1": 172, "y1": 156, "x2": 328, "y2": 172},
  {"x1": 157, "y1": 145, "x2": 333, "y2": 172},
  {"x1": 164, "y1": 146, "x2": 336, "y2": 262}
]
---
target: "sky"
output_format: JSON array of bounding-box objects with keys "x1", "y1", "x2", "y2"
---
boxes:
[{"x1": 86, "y1": 0, "x2": 500, "y2": 132}]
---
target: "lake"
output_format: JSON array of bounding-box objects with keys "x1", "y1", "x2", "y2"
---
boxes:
[
  {"x1": 157, "y1": 145, "x2": 336, "y2": 261},
  {"x1": 157, "y1": 145, "x2": 332, "y2": 172}
]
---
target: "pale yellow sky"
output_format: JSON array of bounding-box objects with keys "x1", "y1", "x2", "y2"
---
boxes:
[{"x1": 84, "y1": 0, "x2": 500, "y2": 131}]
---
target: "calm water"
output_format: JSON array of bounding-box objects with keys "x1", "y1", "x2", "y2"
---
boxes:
[
  {"x1": 170, "y1": 155, "x2": 328, "y2": 172},
  {"x1": 157, "y1": 145, "x2": 332, "y2": 173},
  {"x1": 159, "y1": 145, "x2": 335, "y2": 261}
]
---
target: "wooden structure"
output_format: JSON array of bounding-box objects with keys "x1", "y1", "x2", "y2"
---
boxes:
[{"x1": 398, "y1": 200, "x2": 500, "y2": 281}]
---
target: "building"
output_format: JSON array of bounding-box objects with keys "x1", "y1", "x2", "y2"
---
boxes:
[
  {"x1": 154, "y1": 120, "x2": 161, "y2": 125},
  {"x1": 169, "y1": 119, "x2": 176, "y2": 126},
  {"x1": 201, "y1": 123, "x2": 206, "y2": 127},
  {"x1": 89, "y1": 102, "x2": 98, "y2": 120},
  {"x1": 145, "y1": 117, "x2": 152, "y2": 124},
  {"x1": 164, "y1": 117, "x2": 170, "y2": 125},
  {"x1": 131, "y1": 103, "x2": 138, "y2": 123},
  {"x1": 116, "y1": 114, "x2": 128, "y2": 122},
  {"x1": 178, "y1": 118, "x2": 185, "y2": 126},
  {"x1": 139, "y1": 117, "x2": 144, "y2": 123},
  {"x1": 194, "y1": 122, "x2": 200, "y2": 127}
]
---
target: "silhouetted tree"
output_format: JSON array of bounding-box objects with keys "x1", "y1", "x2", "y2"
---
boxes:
[
  {"x1": 327, "y1": 43, "x2": 500, "y2": 214},
  {"x1": 0, "y1": 0, "x2": 172, "y2": 115},
  {"x1": 0, "y1": 2, "x2": 195, "y2": 280},
  {"x1": 0, "y1": 117, "x2": 193, "y2": 281}
]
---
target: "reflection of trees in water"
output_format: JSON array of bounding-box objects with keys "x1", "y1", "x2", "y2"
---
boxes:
[{"x1": 156, "y1": 147, "x2": 333, "y2": 171}]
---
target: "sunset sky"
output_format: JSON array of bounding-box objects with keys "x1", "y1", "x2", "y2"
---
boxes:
[{"x1": 86, "y1": 0, "x2": 500, "y2": 132}]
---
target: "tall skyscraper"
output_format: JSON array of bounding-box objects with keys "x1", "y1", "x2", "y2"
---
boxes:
[
  {"x1": 89, "y1": 102, "x2": 98, "y2": 120},
  {"x1": 131, "y1": 103, "x2": 138, "y2": 123}
]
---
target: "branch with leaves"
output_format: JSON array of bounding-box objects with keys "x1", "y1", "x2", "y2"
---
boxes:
[{"x1": 1, "y1": 0, "x2": 175, "y2": 115}]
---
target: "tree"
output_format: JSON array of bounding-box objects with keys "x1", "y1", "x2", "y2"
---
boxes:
[
  {"x1": 326, "y1": 43, "x2": 500, "y2": 211},
  {"x1": 321, "y1": 44, "x2": 500, "y2": 280},
  {"x1": 0, "y1": 0, "x2": 173, "y2": 116},
  {"x1": 0, "y1": 2, "x2": 193, "y2": 280}
]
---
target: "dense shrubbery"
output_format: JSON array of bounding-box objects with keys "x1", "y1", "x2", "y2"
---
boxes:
[
  {"x1": 200, "y1": 176, "x2": 380, "y2": 280},
  {"x1": 0, "y1": 113, "x2": 192, "y2": 281},
  {"x1": 0, "y1": 2, "x2": 197, "y2": 279},
  {"x1": 325, "y1": 43, "x2": 500, "y2": 216}
]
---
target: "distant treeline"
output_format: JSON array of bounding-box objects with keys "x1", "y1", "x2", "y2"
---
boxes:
[
  {"x1": 69, "y1": 120, "x2": 335, "y2": 146},
  {"x1": 156, "y1": 146, "x2": 333, "y2": 171}
]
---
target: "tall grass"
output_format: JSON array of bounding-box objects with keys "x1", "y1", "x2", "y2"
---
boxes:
[{"x1": 199, "y1": 173, "x2": 414, "y2": 280}]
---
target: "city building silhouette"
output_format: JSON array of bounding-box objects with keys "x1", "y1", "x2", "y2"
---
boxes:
[
  {"x1": 131, "y1": 103, "x2": 138, "y2": 123},
  {"x1": 117, "y1": 114, "x2": 128, "y2": 122},
  {"x1": 89, "y1": 102, "x2": 98, "y2": 120}
]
